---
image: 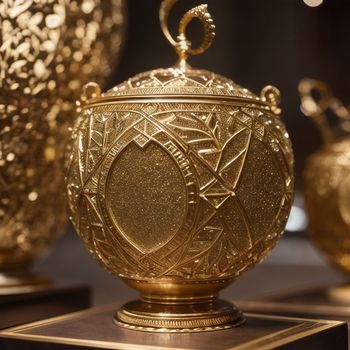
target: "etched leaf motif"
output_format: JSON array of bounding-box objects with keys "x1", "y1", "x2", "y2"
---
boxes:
[
  {"x1": 102, "y1": 112, "x2": 120, "y2": 151},
  {"x1": 157, "y1": 111, "x2": 221, "y2": 169},
  {"x1": 149, "y1": 108, "x2": 257, "y2": 278},
  {"x1": 90, "y1": 130, "x2": 103, "y2": 148},
  {"x1": 165, "y1": 192, "x2": 254, "y2": 278},
  {"x1": 205, "y1": 112, "x2": 220, "y2": 140},
  {"x1": 180, "y1": 223, "x2": 224, "y2": 277},
  {"x1": 67, "y1": 97, "x2": 294, "y2": 282},
  {"x1": 216, "y1": 117, "x2": 252, "y2": 189}
]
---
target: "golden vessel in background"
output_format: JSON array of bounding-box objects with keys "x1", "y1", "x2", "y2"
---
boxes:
[
  {"x1": 301, "y1": 79, "x2": 350, "y2": 277},
  {"x1": 0, "y1": 0, "x2": 126, "y2": 290},
  {"x1": 66, "y1": 0, "x2": 294, "y2": 332}
]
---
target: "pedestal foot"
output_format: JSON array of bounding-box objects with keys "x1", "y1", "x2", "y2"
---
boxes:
[{"x1": 114, "y1": 298, "x2": 244, "y2": 333}]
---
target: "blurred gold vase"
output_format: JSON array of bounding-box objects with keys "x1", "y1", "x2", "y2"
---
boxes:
[
  {"x1": 0, "y1": 0, "x2": 126, "y2": 291},
  {"x1": 66, "y1": 0, "x2": 294, "y2": 332},
  {"x1": 301, "y1": 79, "x2": 350, "y2": 277}
]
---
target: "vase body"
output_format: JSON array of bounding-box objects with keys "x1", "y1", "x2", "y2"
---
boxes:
[
  {"x1": 66, "y1": 67, "x2": 294, "y2": 331},
  {"x1": 299, "y1": 78, "x2": 350, "y2": 279},
  {"x1": 304, "y1": 138, "x2": 350, "y2": 275},
  {"x1": 0, "y1": 0, "x2": 126, "y2": 284}
]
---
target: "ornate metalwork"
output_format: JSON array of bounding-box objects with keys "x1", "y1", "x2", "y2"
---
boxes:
[
  {"x1": 160, "y1": 0, "x2": 215, "y2": 60},
  {"x1": 0, "y1": 0, "x2": 126, "y2": 284},
  {"x1": 66, "y1": 0, "x2": 294, "y2": 332},
  {"x1": 300, "y1": 78, "x2": 350, "y2": 275}
]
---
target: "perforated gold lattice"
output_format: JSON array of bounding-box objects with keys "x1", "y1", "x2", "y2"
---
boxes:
[{"x1": 0, "y1": 0, "x2": 126, "y2": 268}]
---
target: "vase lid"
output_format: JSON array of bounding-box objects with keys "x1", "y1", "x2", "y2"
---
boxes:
[{"x1": 80, "y1": 0, "x2": 281, "y2": 115}]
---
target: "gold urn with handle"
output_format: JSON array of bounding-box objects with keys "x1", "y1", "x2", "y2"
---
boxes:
[
  {"x1": 0, "y1": 0, "x2": 126, "y2": 290},
  {"x1": 300, "y1": 79, "x2": 350, "y2": 277},
  {"x1": 66, "y1": 0, "x2": 294, "y2": 332}
]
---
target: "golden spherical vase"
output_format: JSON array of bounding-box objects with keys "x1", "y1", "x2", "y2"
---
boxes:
[
  {"x1": 0, "y1": 0, "x2": 126, "y2": 291},
  {"x1": 300, "y1": 79, "x2": 350, "y2": 280},
  {"x1": 304, "y1": 139, "x2": 350, "y2": 275},
  {"x1": 66, "y1": 0, "x2": 294, "y2": 332}
]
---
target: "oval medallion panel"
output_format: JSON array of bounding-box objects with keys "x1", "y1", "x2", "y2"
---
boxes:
[{"x1": 106, "y1": 141, "x2": 188, "y2": 253}]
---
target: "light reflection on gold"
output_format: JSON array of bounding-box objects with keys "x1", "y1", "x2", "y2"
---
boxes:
[
  {"x1": 0, "y1": 0, "x2": 126, "y2": 279},
  {"x1": 28, "y1": 192, "x2": 38, "y2": 202}
]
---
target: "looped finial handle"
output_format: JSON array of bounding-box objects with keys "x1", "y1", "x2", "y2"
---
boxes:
[
  {"x1": 261, "y1": 85, "x2": 282, "y2": 116},
  {"x1": 299, "y1": 79, "x2": 332, "y2": 117},
  {"x1": 298, "y1": 78, "x2": 350, "y2": 145},
  {"x1": 76, "y1": 82, "x2": 101, "y2": 113},
  {"x1": 160, "y1": 0, "x2": 215, "y2": 62}
]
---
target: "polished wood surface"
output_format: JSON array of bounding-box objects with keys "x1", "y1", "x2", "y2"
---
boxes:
[
  {"x1": 237, "y1": 285, "x2": 350, "y2": 349},
  {"x1": 0, "y1": 284, "x2": 90, "y2": 330},
  {"x1": 0, "y1": 303, "x2": 347, "y2": 350},
  {"x1": 238, "y1": 284, "x2": 350, "y2": 323}
]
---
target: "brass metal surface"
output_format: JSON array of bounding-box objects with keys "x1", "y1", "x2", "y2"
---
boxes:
[
  {"x1": 300, "y1": 79, "x2": 350, "y2": 275},
  {"x1": 0, "y1": 283, "x2": 90, "y2": 330},
  {"x1": 115, "y1": 299, "x2": 244, "y2": 333},
  {"x1": 66, "y1": 0, "x2": 294, "y2": 332},
  {"x1": 0, "y1": 0, "x2": 126, "y2": 281}
]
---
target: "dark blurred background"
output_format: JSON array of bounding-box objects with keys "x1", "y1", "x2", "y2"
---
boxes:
[{"x1": 39, "y1": 0, "x2": 350, "y2": 304}]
